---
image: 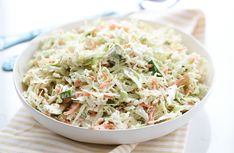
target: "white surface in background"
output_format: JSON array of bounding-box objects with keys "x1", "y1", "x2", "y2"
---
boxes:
[
  {"x1": 0, "y1": 0, "x2": 139, "y2": 35},
  {"x1": 0, "y1": 0, "x2": 234, "y2": 153},
  {"x1": 185, "y1": 109, "x2": 211, "y2": 153}
]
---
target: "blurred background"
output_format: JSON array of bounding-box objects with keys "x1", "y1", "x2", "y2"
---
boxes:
[{"x1": 0, "y1": 0, "x2": 234, "y2": 153}]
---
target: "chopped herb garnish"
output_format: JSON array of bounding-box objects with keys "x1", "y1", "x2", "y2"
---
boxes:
[
  {"x1": 60, "y1": 90, "x2": 72, "y2": 99},
  {"x1": 148, "y1": 60, "x2": 163, "y2": 77},
  {"x1": 81, "y1": 112, "x2": 87, "y2": 118}
]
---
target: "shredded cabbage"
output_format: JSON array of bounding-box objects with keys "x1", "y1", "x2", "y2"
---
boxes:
[{"x1": 22, "y1": 19, "x2": 207, "y2": 130}]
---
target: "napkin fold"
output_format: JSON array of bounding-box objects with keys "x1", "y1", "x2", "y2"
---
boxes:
[{"x1": 0, "y1": 9, "x2": 205, "y2": 153}]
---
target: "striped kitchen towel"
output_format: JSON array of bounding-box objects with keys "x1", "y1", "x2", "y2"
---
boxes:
[{"x1": 0, "y1": 9, "x2": 205, "y2": 153}]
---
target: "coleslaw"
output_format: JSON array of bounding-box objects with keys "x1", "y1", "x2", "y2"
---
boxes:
[{"x1": 22, "y1": 20, "x2": 207, "y2": 130}]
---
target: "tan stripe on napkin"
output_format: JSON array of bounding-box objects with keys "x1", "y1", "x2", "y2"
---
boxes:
[
  {"x1": 0, "y1": 9, "x2": 205, "y2": 153},
  {"x1": 130, "y1": 9, "x2": 205, "y2": 42},
  {"x1": 0, "y1": 107, "x2": 189, "y2": 153}
]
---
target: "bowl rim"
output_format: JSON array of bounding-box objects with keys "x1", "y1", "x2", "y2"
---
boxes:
[{"x1": 13, "y1": 16, "x2": 215, "y2": 132}]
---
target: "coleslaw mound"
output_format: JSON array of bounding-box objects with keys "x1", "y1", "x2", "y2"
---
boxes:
[{"x1": 22, "y1": 20, "x2": 207, "y2": 130}]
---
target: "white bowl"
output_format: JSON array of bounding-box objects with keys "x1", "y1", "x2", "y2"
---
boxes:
[{"x1": 13, "y1": 17, "x2": 214, "y2": 144}]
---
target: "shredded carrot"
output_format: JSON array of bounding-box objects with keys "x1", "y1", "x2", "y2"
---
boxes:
[
  {"x1": 104, "y1": 94, "x2": 114, "y2": 99},
  {"x1": 101, "y1": 72, "x2": 108, "y2": 79},
  {"x1": 88, "y1": 110, "x2": 97, "y2": 117},
  {"x1": 109, "y1": 24, "x2": 118, "y2": 30},
  {"x1": 109, "y1": 24, "x2": 128, "y2": 32},
  {"x1": 75, "y1": 92, "x2": 82, "y2": 97},
  {"x1": 147, "y1": 105, "x2": 157, "y2": 125},
  {"x1": 63, "y1": 97, "x2": 71, "y2": 103},
  {"x1": 64, "y1": 103, "x2": 80, "y2": 116},
  {"x1": 90, "y1": 30, "x2": 97, "y2": 37},
  {"x1": 64, "y1": 120, "x2": 71, "y2": 124},
  {"x1": 139, "y1": 102, "x2": 153, "y2": 109},
  {"x1": 44, "y1": 111, "x2": 51, "y2": 116},
  {"x1": 101, "y1": 63, "x2": 109, "y2": 67},
  {"x1": 176, "y1": 74, "x2": 189, "y2": 86},
  {"x1": 129, "y1": 51, "x2": 136, "y2": 57},
  {"x1": 38, "y1": 88, "x2": 45, "y2": 96},
  {"x1": 59, "y1": 103, "x2": 69, "y2": 111},
  {"x1": 124, "y1": 44, "x2": 131, "y2": 48},
  {"x1": 83, "y1": 92, "x2": 91, "y2": 96},
  {"x1": 74, "y1": 80, "x2": 81, "y2": 88},
  {"x1": 58, "y1": 39, "x2": 65, "y2": 45},
  {"x1": 89, "y1": 76, "x2": 96, "y2": 81},
  {"x1": 152, "y1": 79, "x2": 159, "y2": 90},
  {"x1": 177, "y1": 46, "x2": 186, "y2": 52},
  {"x1": 96, "y1": 118, "x2": 104, "y2": 125},
  {"x1": 184, "y1": 86, "x2": 192, "y2": 95},
  {"x1": 99, "y1": 80, "x2": 112, "y2": 89},
  {"x1": 75, "y1": 91, "x2": 92, "y2": 97},
  {"x1": 123, "y1": 27, "x2": 129, "y2": 32},
  {"x1": 85, "y1": 39, "x2": 101, "y2": 49},
  {"x1": 103, "y1": 123, "x2": 115, "y2": 129},
  {"x1": 188, "y1": 101, "x2": 194, "y2": 105},
  {"x1": 146, "y1": 64, "x2": 153, "y2": 68},
  {"x1": 95, "y1": 122, "x2": 116, "y2": 130}
]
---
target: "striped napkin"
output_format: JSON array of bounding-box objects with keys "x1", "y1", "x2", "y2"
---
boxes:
[{"x1": 0, "y1": 9, "x2": 205, "y2": 153}]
